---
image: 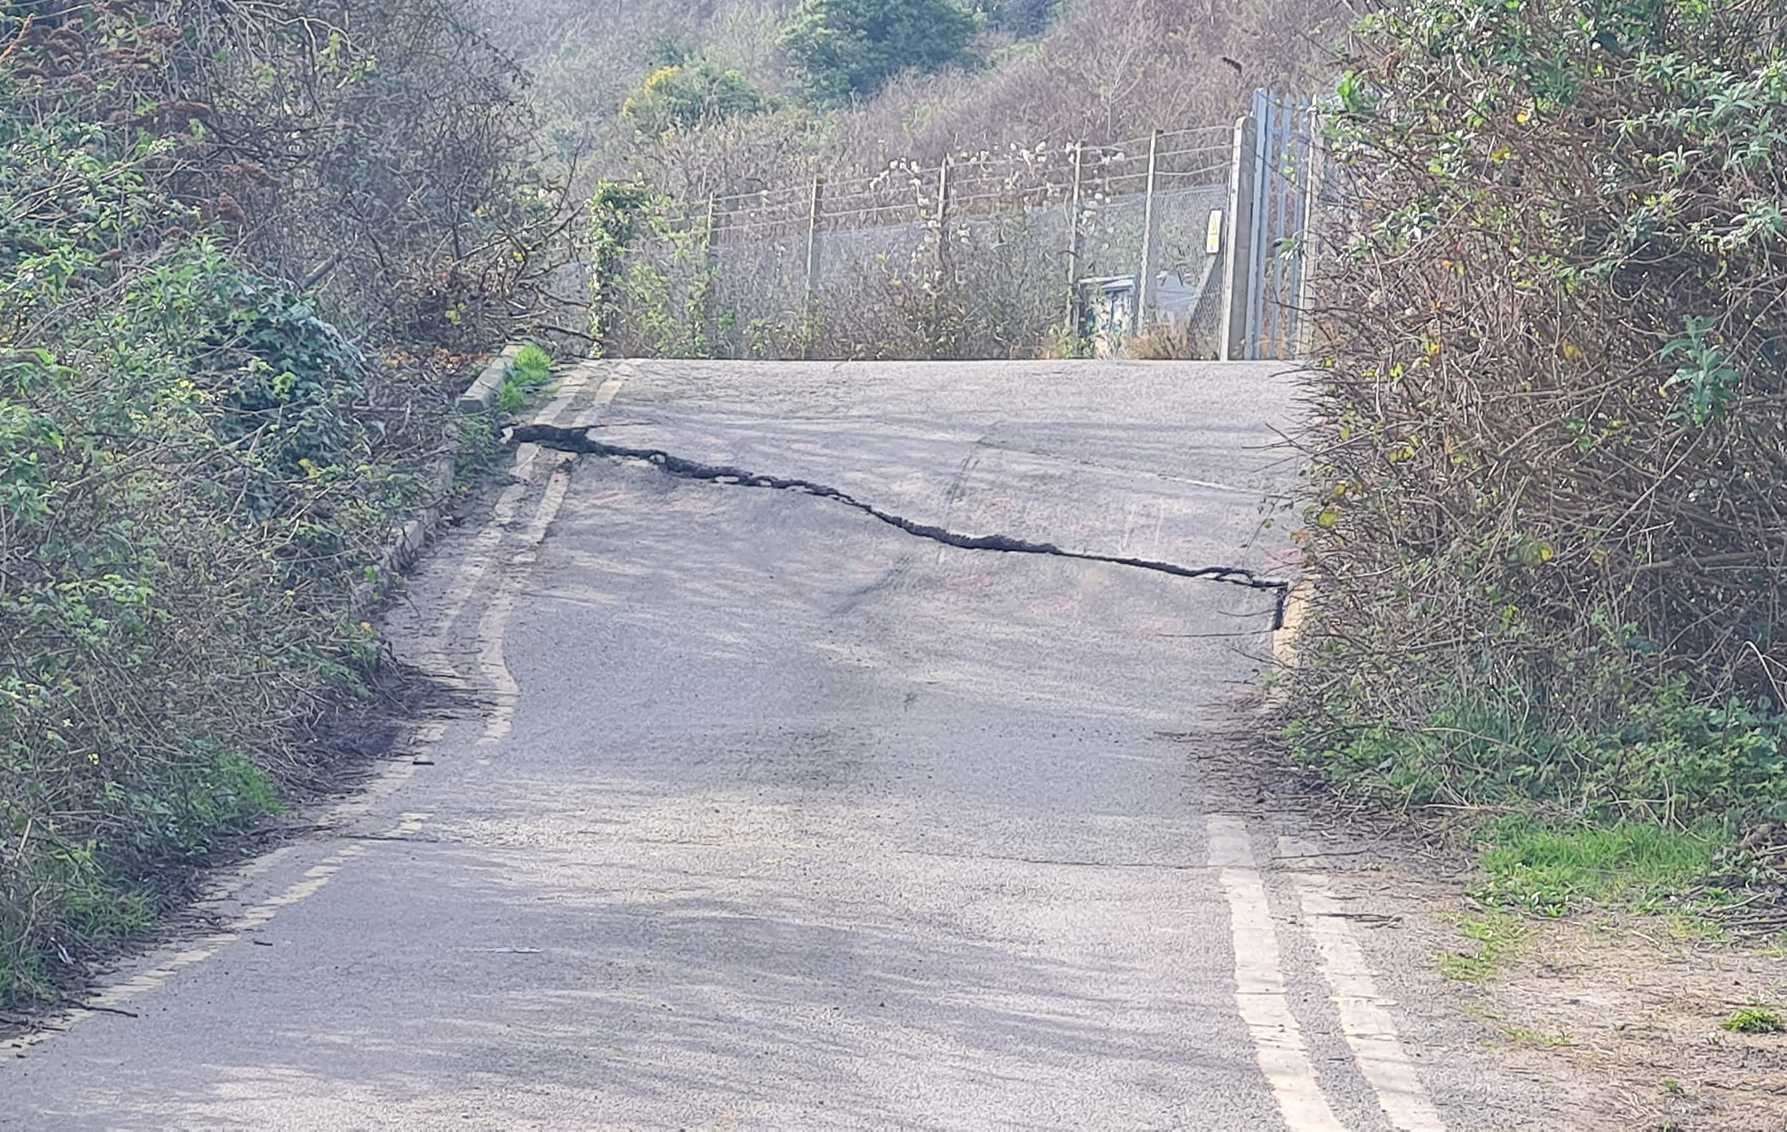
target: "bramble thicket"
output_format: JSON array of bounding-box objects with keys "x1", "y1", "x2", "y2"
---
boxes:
[{"x1": 1292, "y1": 0, "x2": 1787, "y2": 924}]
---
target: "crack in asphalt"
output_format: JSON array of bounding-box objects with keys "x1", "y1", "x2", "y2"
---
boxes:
[{"x1": 510, "y1": 423, "x2": 1291, "y2": 628}]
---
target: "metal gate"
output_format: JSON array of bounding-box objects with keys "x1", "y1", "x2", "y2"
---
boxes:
[{"x1": 1220, "y1": 90, "x2": 1317, "y2": 361}]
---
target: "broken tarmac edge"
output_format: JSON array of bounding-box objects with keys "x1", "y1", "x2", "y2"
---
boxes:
[
  {"x1": 1262, "y1": 548, "x2": 1312, "y2": 713},
  {"x1": 1271, "y1": 577, "x2": 1312, "y2": 669}
]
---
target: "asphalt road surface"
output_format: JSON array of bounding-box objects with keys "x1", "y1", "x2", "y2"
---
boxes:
[{"x1": 2, "y1": 360, "x2": 1556, "y2": 1129}]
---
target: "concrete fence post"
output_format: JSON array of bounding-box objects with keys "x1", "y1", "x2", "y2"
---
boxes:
[
  {"x1": 801, "y1": 176, "x2": 824, "y2": 356},
  {"x1": 701, "y1": 194, "x2": 718, "y2": 352},
  {"x1": 934, "y1": 158, "x2": 952, "y2": 278},
  {"x1": 931, "y1": 159, "x2": 953, "y2": 354},
  {"x1": 1134, "y1": 129, "x2": 1162, "y2": 335},
  {"x1": 1064, "y1": 141, "x2": 1085, "y2": 336},
  {"x1": 1220, "y1": 114, "x2": 1259, "y2": 362}
]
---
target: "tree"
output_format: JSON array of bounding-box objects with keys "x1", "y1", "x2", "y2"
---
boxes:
[
  {"x1": 779, "y1": 0, "x2": 977, "y2": 104},
  {"x1": 971, "y1": 0, "x2": 1058, "y2": 37},
  {"x1": 622, "y1": 61, "x2": 769, "y2": 135}
]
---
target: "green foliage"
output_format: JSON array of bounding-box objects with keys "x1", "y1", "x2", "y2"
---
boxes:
[
  {"x1": 106, "y1": 745, "x2": 282, "y2": 864},
  {"x1": 780, "y1": 0, "x2": 979, "y2": 103},
  {"x1": 449, "y1": 408, "x2": 508, "y2": 491},
  {"x1": 622, "y1": 60, "x2": 769, "y2": 135},
  {"x1": 646, "y1": 34, "x2": 695, "y2": 69},
  {"x1": 1041, "y1": 323, "x2": 1093, "y2": 360},
  {"x1": 587, "y1": 181, "x2": 664, "y2": 349},
  {"x1": 1722, "y1": 1006, "x2": 1785, "y2": 1034},
  {"x1": 1474, "y1": 819, "x2": 1722, "y2": 917},
  {"x1": 1660, "y1": 316, "x2": 1741, "y2": 427},
  {"x1": 1294, "y1": 0, "x2": 1787, "y2": 901},
  {"x1": 195, "y1": 266, "x2": 372, "y2": 519},
  {"x1": 1295, "y1": 671, "x2": 1787, "y2": 826},
  {"x1": 586, "y1": 183, "x2": 728, "y2": 358},
  {"x1": 619, "y1": 237, "x2": 720, "y2": 360},
  {"x1": 511, "y1": 343, "x2": 554, "y2": 384},
  {"x1": 0, "y1": 229, "x2": 406, "y2": 1006},
  {"x1": 0, "y1": 5, "x2": 510, "y2": 1007},
  {"x1": 498, "y1": 344, "x2": 555, "y2": 413}
]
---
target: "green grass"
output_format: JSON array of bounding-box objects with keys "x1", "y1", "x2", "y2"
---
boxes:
[
  {"x1": 1439, "y1": 911, "x2": 1530, "y2": 983},
  {"x1": 1, "y1": 746, "x2": 282, "y2": 1010},
  {"x1": 1474, "y1": 819, "x2": 1725, "y2": 918},
  {"x1": 1721, "y1": 1006, "x2": 1785, "y2": 1034},
  {"x1": 1290, "y1": 677, "x2": 1787, "y2": 854},
  {"x1": 497, "y1": 343, "x2": 554, "y2": 414},
  {"x1": 0, "y1": 950, "x2": 47, "y2": 1009},
  {"x1": 449, "y1": 344, "x2": 558, "y2": 495}
]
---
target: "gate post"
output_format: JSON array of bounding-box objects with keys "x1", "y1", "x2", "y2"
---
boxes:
[
  {"x1": 1220, "y1": 114, "x2": 1258, "y2": 362},
  {"x1": 1134, "y1": 129, "x2": 1162, "y2": 335}
]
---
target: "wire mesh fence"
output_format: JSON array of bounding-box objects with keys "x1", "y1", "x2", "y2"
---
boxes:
[{"x1": 607, "y1": 124, "x2": 1241, "y2": 360}]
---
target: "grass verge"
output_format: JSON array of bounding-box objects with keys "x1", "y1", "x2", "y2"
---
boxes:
[
  {"x1": 451, "y1": 344, "x2": 558, "y2": 492},
  {"x1": 1288, "y1": 675, "x2": 1787, "y2": 947},
  {"x1": 1473, "y1": 819, "x2": 1726, "y2": 919}
]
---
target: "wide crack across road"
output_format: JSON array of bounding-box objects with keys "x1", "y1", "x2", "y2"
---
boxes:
[{"x1": 510, "y1": 423, "x2": 1291, "y2": 629}]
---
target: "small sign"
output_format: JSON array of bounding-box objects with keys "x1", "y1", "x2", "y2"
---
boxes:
[{"x1": 1205, "y1": 210, "x2": 1225, "y2": 256}]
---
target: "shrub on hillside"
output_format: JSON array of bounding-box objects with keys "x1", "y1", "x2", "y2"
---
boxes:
[
  {"x1": 1295, "y1": 0, "x2": 1787, "y2": 825},
  {"x1": 780, "y1": 0, "x2": 978, "y2": 103},
  {"x1": 623, "y1": 60, "x2": 771, "y2": 135}
]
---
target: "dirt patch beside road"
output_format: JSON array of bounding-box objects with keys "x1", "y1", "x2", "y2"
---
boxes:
[
  {"x1": 1196, "y1": 714, "x2": 1787, "y2": 1132},
  {"x1": 1472, "y1": 917, "x2": 1786, "y2": 1131}
]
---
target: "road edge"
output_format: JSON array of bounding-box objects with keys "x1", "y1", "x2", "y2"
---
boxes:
[{"x1": 348, "y1": 344, "x2": 525, "y2": 613}]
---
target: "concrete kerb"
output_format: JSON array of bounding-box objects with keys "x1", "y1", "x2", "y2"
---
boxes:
[
  {"x1": 347, "y1": 343, "x2": 525, "y2": 613},
  {"x1": 456, "y1": 342, "x2": 523, "y2": 414}
]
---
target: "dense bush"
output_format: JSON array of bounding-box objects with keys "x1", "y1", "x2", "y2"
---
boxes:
[
  {"x1": 779, "y1": 0, "x2": 979, "y2": 103},
  {"x1": 623, "y1": 60, "x2": 771, "y2": 135},
  {"x1": 5, "y1": 0, "x2": 583, "y2": 348},
  {"x1": 1294, "y1": 0, "x2": 1787, "y2": 828},
  {"x1": 0, "y1": 0, "x2": 565, "y2": 1007},
  {"x1": 0, "y1": 120, "x2": 403, "y2": 1002}
]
